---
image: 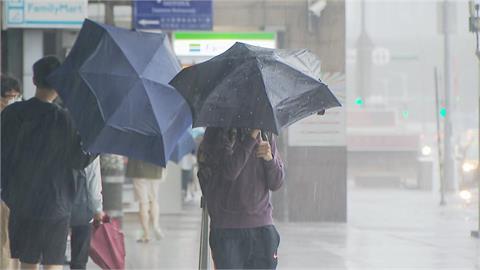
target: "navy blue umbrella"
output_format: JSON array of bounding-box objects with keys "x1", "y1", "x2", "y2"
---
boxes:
[
  {"x1": 48, "y1": 19, "x2": 191, "y2": 166},
  {"x1": 169, "y1": 130, "x2": 196, "y2": 164}
]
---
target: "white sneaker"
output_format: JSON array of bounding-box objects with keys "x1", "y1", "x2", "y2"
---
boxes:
[{"x1": 154, "y1": 227, "x2": 165, "y2": 240}]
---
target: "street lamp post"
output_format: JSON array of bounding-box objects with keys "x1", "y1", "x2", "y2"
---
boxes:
[{"x1": 468, "y1": 0, "x2": 480, "y2": 238}]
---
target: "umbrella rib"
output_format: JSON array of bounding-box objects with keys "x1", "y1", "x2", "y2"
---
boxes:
[
  {"x1": 79, "y1": 34, "x2": 147, "y2": 125},
  {"x1": 264, "y1": 59, "x2": 341, "y2": 107},
  {"x1": 269, "y1": 59, "x2": 331, "y2": 93},
  {"x1": 105, "y1": 35, "x2": 142, "y2": 82},
  {"x1": 138, "y1": 46, "x2": 163, "y2": 79},
  {"x1": 139, "y1": 79, "x2": 183, "y2": 158},
  {"x1": 139, "y1": 78, "x2": 166, "y2": 134},
  {"x1": 257, "y1": 58, "x2": 340, "y2": 129},
  {"x1": 140, "y1": 41, "x2": 181, "y2": 82},
  {"x1": 277, "y1": 49, "x2": 321, "y2": 78},
  {"x1": 253, "y1": 58, "x2": 278, "y2": 132},
  {"x1": 141, "y1": 78, "x2": 192, "y2": 158},
  {"x1": 78, "y1": 71, "x2": 139, "y2": 119},
  {"x1": 274, "y1": 56, "x2": 321, "y2": 82},
  {"x1": 201, "y1": 58, "x2": 258, "y2": 103}
]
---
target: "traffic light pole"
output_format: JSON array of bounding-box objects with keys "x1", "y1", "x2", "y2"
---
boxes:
[{"x1": 434, "y1": 68, "x2": 446, "y2": 206}]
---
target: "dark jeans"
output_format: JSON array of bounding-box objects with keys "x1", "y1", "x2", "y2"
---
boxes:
[
  {"x1": 70, "y1": 224, "x2": 92, "y2": 270},
  {"x1": 209, "y1": 225, "x2": 280, "y2": 270}
]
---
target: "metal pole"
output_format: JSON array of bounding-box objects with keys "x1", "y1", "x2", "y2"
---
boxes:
[
  {"x1": 443, "y1": 0, "x2": 455, "y2": 193},
  {"x1": 198, "y1": 197, "x2": 210, "y2": 270},
  {"x1": 434, "y1": 68, "x2": 446, "y2": 206},
  {"x1": 356, "y1": 0, "x2": 373, "y2": 101},
  {"x1": 475, "y1": 4, "x2": 480, "y2": 238},
  {"x1": 468, "y1": 0, "x2": 480, "y2": 239}
]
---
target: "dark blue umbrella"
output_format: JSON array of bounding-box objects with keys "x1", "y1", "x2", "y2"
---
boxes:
[
  {"x1": 48, "y1": 19, "x2": 191, "y2": 166},
  {"x1": 169, "y1": 130, "x2": 196, "y2": 164}
]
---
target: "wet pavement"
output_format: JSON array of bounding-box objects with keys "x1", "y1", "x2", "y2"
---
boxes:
[{"x1": 86, "y1": 188, "x2": 480, "y2": 269}]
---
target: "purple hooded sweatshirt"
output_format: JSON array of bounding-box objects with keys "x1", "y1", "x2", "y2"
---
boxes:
[{"x1": 198, "y1": 129, "x2": 285, "y2": 229}]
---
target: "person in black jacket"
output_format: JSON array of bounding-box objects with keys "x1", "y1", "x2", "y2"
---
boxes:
[
  {"x1": 0, "y1": 74, "x2": 22, "y2": 270},
  {"x1": 1, "y1": 56, "x2": 95, "y2": 270}
]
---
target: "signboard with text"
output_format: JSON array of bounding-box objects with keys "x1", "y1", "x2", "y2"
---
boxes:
[
  {"x1": 3, "y1": 0, "x2": 87, "y2": 29},
  {"x1": 173, "y1": 32, "x2": 276, "y2": 57},
  {"x1": 133, "y1": 0, "x2": 212, "y2": 31}
]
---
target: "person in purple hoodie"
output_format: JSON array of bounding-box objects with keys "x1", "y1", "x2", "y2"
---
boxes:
[{"x1": 197, "y1": 127, "x2": 285, "y2": 269}]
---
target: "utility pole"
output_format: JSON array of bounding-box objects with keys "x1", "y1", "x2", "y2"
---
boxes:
[
  {"x1": 468, "y1": 0, "x2": 480, "y2": 238},
  {"x1": 442, "y1": 0, "x2": 455, "y2": 194},
  {"x1": 356, "y1": 0, "x2": 373, "y2": 102}
]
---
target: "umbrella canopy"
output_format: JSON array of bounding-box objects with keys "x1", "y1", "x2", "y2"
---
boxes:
[
  {"x1": 169, "y1": 42, "x2": 341, "y2": 134},
  {"x1": 89, "y1": 218, "x2": 125, "y2": 270},
  {"x1": 48, "y1": 19, "x2": 191, "y2": 166},
  {"x1": 169, "y1": 130, "x2": 197, "y2": 163}
]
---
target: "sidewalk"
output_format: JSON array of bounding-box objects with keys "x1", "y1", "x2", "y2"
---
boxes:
[{"x1": 88, "y1": 188, "x2": 480, "y2": 269}]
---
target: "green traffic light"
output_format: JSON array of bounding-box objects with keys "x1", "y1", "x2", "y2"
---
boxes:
[
  {"x1": 401, "y1": 110, "x2": 409, "y2": 119},
  {"x1": 440, "y1": 107, "x2": 446, "y2": 118},
  {"x1": 355, "y1": 97, "x2": 364, "y2": 106}
]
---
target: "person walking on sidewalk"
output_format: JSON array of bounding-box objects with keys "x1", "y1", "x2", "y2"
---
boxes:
[
  {"x1": 1, "y1": 56, "x2": 95, "y2": 270},
  {"x1": 0, "y1": 74, "x2": 22, "y2": 270},
  {"x1": 181, "y1": 152, "x2": 196, "y2": 202},
  {"x1": 70, "y1": 157, "x2": 105, "y2": 269},
  {"x1": 197, "y1": 128, "x2": 285, "y2": 269},
  {"x1": 126, "y1": 159, "x2": 166, "y2": 243}
]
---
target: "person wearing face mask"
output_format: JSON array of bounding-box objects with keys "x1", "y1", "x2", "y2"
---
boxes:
[
  {"x1": 0, "y1": 74, "x2": 22, "y2": 270},
  {"x1": 0, "y1": 74, "x2": 22, "y2": 110}
]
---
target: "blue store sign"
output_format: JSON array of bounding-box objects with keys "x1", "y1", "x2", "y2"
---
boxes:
[
  {"x1": 3, "y1": 0, "x2": 87, "y2": 29},
  {"x1": 133, "y1": 0, "x2": 213, "y2": 31}
]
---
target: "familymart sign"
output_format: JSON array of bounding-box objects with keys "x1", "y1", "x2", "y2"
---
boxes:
[
  {"x1": 3, "y1": 0, "x2": 87, "y2": 29},
  {"x1": 173, "y1": 32, "x2": 277, "y2": 56}
]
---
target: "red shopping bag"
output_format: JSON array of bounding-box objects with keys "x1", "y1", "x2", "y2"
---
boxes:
[{"x1": 89, "y1": 217, "x2": 125, "y2": 270}]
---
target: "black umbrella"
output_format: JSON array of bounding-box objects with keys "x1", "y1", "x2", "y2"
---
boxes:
[
  {"x1": 48, "y1": 19, "x2": 192, "y2": 166},
  {"x1": 169, "y1": 42, "x2": 341, "y2": 134}
]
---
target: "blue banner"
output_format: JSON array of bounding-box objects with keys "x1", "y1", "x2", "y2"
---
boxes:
[{"x1": 133, "y1": 0, "x2": 212, "y2": 31}]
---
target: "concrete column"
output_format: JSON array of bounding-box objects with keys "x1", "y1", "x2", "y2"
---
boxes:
[{"x1": 22, "y1": 30, "x2": 43, "y2": 99}]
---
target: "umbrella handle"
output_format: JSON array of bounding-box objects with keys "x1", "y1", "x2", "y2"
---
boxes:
[
  {"x1": 261, "y1": 131, "x2": 268, "y2": 142},
  {"x1": 93, "y1": 214, "x2": 111, "y2": 228}
]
